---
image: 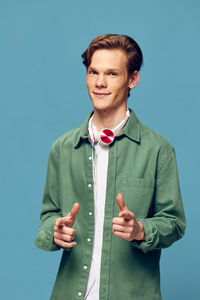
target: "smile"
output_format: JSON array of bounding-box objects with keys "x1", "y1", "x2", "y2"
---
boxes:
[{"x1": 93, "y1": 92, "x2": 111, "y2": 98}]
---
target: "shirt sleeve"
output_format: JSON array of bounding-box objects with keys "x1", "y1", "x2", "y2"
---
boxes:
[
  {"x1": 35, "y1": 146, "x2": 62, "y2": 251},
  {"x1": 131, "y1": 147, "x2": 186, "y2": 253}
]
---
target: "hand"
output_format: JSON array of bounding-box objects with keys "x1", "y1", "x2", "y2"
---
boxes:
[
  {"x1": 112, "y1": 193, "x2": 145, "y2": 241},
  {"x1": 54, "y1": 203, "x2": 80, "y2": 248}
]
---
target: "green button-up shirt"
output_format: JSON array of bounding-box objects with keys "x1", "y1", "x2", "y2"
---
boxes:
[{"x1": 35, "y1": 109, "x2": 185, "y2": 300}]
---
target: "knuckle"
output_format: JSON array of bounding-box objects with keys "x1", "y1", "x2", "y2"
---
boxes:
[
  {"x1": 67, "y1": 235, "x2": 73, "y2": 242},
  {"x1": 113, "y1": 224, "x2": 118, "y2": 231},
  {"x1": 62, "y1": 227, "x2": 68, "y2": 234},
  {"x1": 63, "y1": 234, "x2": 69, "y2": 241},
  {"x1": 70, "y1": 228, "x2": 75, "y2": 235},
  {"x1": 54, "y1": 226, "x2": 58, "y2": 232},
  {"x1": 63, "y1": 227, "x2": 70, "y2": 234},
  {"x1": 54, "y1": 232, "x2": 58, "y2": 239}
]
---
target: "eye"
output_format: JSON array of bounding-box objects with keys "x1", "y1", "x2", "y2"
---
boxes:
[
  {"x1": 108, "y1": 72, "x2": 117, "y2": 76},
  {"x1": 88, "y1": 70, "x2": 97, "y2": 75}
]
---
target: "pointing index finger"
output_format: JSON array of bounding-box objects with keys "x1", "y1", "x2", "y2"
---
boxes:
[
  {"x1": 116, "y1": 193, "x2": 126, "y2": 211},
  {"x1": 64, "y1": 203, "x2": 80, "y2": 227},
  {"x1": 116, "y1": 193, "x2": 135, "y2": 220},
  {"x1": 70, "y1": 203, "x2": 80, "y2": 218},
  {"x1": 55, "y1": 203, "x2": 80, "y2": 228}
]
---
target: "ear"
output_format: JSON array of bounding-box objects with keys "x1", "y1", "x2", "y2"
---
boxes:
[{"x1": 128, "y1": 71, "x2": 140, "y2": 89}]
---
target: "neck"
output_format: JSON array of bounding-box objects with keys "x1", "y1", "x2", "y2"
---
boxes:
[{"x1": 92, "y1": 106, "x2": 127, "y2": 131}]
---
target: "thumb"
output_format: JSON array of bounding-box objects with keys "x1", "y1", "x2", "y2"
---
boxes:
[{"x1": 116, "y1": 193, "x2": 126, "y2": 212}]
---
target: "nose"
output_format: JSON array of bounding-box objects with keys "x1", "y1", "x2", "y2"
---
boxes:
[{"x1": 95, "y1": 74, "x2": 107, "y2": 88}]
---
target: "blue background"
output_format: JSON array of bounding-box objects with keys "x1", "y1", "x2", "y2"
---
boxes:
[{"x1": 1, "y1": 0, "x2": 199, "y2": 299}]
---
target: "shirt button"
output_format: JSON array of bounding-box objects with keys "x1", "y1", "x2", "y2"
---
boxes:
[
  {"x1": 89, "y1": 211, "x2": 93, "y2": 216},
  {"x1": 87, "y1": 238, "x2": 91, "y2": 242},
  {"x1": 83, "y1": 265, "x2": 88, "y2": 270},
  {"x1": 88, "y1": 183, "x2": 92, "y2": 188},
  {"x1": 78, "y1": 292, "x2": 82, "y2": 296},
  {"x1": 89, "y1": 156, "x2": 92, "y2": 160}
]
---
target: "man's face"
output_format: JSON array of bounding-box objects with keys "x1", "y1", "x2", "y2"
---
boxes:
[{"x1": 86, "y1": 49, "x2": 136, "y2": 113}]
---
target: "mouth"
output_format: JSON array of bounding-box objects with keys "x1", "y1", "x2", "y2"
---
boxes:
[{"x1": 93, "y1": 92, "x2": 111, "y2": 99}]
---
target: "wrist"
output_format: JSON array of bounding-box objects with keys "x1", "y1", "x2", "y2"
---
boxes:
[{"x1": 135, "y1": 221, "x2": 146, "y2": 241}]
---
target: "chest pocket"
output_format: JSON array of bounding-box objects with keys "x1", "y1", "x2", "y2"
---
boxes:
[{"x1": 118, "y1": 177, "x2": 155, "y2": 218}]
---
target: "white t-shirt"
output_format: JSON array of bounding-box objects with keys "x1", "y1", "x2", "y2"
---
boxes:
[{"x1": 84, "y1": 142, "x2": 109, "y2": 300}]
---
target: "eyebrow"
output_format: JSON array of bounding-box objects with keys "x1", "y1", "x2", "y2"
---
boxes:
[
  {"x1": 88, "y1": 67, "x2": 121, "y2": 72},
  {"x1": 106, "y1": 68, "x2": 121, "y2": 72}
]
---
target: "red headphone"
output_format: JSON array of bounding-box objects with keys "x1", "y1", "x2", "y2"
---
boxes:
[{"x1": 88, "y1": 110, "x2": 130, "y2": 146}]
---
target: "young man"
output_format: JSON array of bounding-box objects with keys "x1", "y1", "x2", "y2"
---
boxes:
[{"x1": 35, "y1": 34, "x2": 186, "y2": 300}]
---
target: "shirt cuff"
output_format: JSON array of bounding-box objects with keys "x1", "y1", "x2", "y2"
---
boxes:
[
  {"x1": 130, "y1": 218, "x2": 159, "y2": 253},
  {"x1": 35, "y1": 215, "x2": 61, "y2": 251}
]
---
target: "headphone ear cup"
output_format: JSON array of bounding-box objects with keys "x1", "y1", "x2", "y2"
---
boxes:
[
  {"x1": 99, "y1": 129, "x2": 115, "y2": 145},
  {"x1": 88, "y1": 109, "x2": 130, "y2": 145}
]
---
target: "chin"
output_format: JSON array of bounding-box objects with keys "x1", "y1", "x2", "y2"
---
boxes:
[
  {"x1": 91, "y1": 100, "x2": 110, "y2": 111},
  {"x1": 92, "y1": 102, "x2": 112, "y2": 112}
]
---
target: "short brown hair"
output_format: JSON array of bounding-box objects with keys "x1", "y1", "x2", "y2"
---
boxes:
[{"x1": 81, "y1": 34, "x2": 143, "y2": 75}]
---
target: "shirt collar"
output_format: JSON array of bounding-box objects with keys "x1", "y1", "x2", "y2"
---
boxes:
[
  {"x1": 117, "y1": 109, "x2": 141, "y2": 143},
  {"x1": 73, "y1": 112, "x2": 93, "y2": 148},
  {"x1": 73, "y1": 108, "x2": 141, "y2": 148}
]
